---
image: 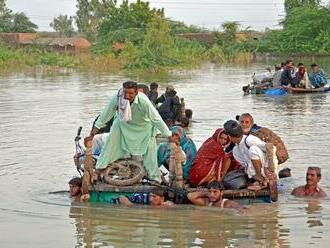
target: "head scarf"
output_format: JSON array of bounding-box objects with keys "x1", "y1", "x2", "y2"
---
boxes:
[
  {"x1": 157, "y1": 126, "x2": 197, "y2": 180},
  {"x1": 189, "y1": 128, "x2": 240, "y2": 187}
]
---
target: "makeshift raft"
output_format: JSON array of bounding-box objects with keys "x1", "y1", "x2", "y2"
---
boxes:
[
  {"x1": 89, "y1": 183, "x2": 272, "y2": 204},
  {"x1": 82, "y1": 131, "x2": 274, "y2": 205}
]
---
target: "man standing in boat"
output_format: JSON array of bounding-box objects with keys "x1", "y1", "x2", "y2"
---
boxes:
[{"x1": 86, "y1": 81, "x2": 172, "y2": 183}]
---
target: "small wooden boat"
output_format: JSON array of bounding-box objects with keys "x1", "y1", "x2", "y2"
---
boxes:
[{"x1": 283, "y1": 86, "x2": 329, "y2": 94}]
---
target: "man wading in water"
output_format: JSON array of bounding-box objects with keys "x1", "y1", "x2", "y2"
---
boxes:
[
  {"x1": 68, "y1": 177, "x2": 82, "y2": 201},
  {"x1": 291, "y1": 167, "x2": 327, "y2": 198},
  {"x1": 187, "y1": 181, "x2": 248, "y2": 213}
]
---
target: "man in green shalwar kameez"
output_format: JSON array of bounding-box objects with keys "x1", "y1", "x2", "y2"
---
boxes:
[{"x1": 88, "y1": 81, "x2": 172, "y2": 182}]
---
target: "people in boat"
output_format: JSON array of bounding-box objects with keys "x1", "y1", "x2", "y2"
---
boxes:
[
  {"x1": 252, "y1": 67, "x2": 273, "y2": 84},
  {"x1": 137, "y1": 83, "x2": 150, "y2": 95},
  {"x1": 74, "y1": 132, "x2": 110, "y2": 168},
  {"x1": 86, "y1": 81, "x2": 172, "y2": 183},
  {"x1": 156, "y1": 86, "x2": 181, "y2": 122},
  {"x1": 118, "y1": 189, "x2": 174, "y2": 207},
  {"x1": 187, "y1": 181, "x2": 249, "y2": 212},
  {"x1": 308, "y1": 63, "x2": 328, "y2": 88},
  {"x1": 68, "y1": 177, "x2": 82, "y2": 199},
  {"x1": 291, "y1": 167, "x2": 327, "y2": 198},
  {"x1": 280, "y1": 59, "x2": 294, "y2": 86},
  {"x1": 189, "y1": 128, "x2": 239, "y2": 187},
  {"x1": 223, "y1": 120, "x2": 276, "y2": 189},
  {"x1": 148, "y1": 82, "x2": 159, "y2": 105},
  {"x1": 157, "y1": 126, "x2": 197, "y2": 182},
  {"x1": 292, "y1": 63, "x2": 310, "y2": 88},
  {"x1": 237, "y1": 113, "x2": 261, "y2": 135},
  {"x1": 272, "y1": 64, "x2": 283, "y2": 88},
  {"x1": 251, "y1": 67, "x2": 273, "y2": 90}
]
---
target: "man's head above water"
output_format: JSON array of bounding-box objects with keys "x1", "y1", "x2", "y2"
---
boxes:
[
  {"x1": 306, "y1": 167, "x2": 321, "y2": 186},
  {"x1": 149, "y1": 189, "x2": 167, "y2": 206},
  {"x1": 68, "y1": 177, "x2": 82, "y2": 197},
  {"x1": 207, "y1": 181, "x2": 224, "y2": 203}
]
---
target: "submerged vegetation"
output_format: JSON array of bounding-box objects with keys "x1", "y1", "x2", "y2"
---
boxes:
[
  {"x1": 0, "y1": 43, "x2": 77, "y2": 69},
  {"x1": 1, "y1": 0, "x2": 330, "y2": 73}
]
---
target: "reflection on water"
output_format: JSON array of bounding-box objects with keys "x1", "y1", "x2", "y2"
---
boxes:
[
  {"x1": 0, "y1": 62, "x2": 330, "y2": 247},
  {"x1": 69, "y1": 203, "x2": 285, "y2": 248}
]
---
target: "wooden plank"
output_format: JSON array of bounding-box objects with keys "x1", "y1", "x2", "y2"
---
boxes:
[{"x1": 90, "y1": 183, "x2": 270, "y2": 198}]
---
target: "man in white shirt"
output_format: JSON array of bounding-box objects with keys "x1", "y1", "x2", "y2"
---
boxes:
[{"x1": 223, "y1": 120, "x2": 276, "y2": 190}]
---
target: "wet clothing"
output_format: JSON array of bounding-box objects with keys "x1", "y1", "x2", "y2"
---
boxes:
[
  {"x1": 233, "y1": 135, "x2": 276, "y2": 178},
  {"x1": 94, "y1": 92, "x2": 171, "y2": 182},
  {"x1": 189, "y1": 128, "x2": 239, "y2": 187},
  {"x1": 157, "y1": 94, "x2": 181, "y2": 122},
  {"x1": 112, "y1": 193, "x2": 150, "y2": 204},
  {"x1": 208, "y1": 198, "x2": 228, "y2": 208},
  {"x1": 272, "y1": 70, "x2": 282, "y2": 88},
  {"x1": 92, "y1": 133, "x2": 109, "y2": 159},
  {"x1": 309, "y1": 70, "x2": 328, "y2": 88},
  {"x1": 157, "y1": 126, "x2": 197, "y2": 180},
  {"x1": 292, "y1": 69, "x2": 310, "y2": 88},
  {"x1": 280, "y1": 67, "x2": 294, "y2": 86},
  {"x1": 148, "y1": 90, "x2": 158, "y2": 105}
]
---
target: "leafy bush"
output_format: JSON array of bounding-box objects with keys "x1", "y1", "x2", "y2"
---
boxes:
[{"x1": 259, "y1": 5, "x2": 330, "y2": 54}]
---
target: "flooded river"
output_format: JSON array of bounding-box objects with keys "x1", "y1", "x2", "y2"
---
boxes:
[{"x1": 0, "y1": 62, "x2": 330, "y2": 247}]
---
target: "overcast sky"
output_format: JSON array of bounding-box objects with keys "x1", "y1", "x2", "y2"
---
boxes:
[{"x1": 6, "y1": 0, "x2": 288, "y2": 31}]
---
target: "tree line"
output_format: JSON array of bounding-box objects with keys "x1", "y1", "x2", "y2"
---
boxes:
[{"x1": 1, "y1": 0, "x2": 330, "y2": 71}]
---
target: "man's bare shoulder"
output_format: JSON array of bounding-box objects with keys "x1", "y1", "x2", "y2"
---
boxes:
[
  {"x1": 291, "y1": 185, "x2": 306, "y2": 196},
  {"x1": 318, "y1": 187, "x2": 327, "y2": 197}
]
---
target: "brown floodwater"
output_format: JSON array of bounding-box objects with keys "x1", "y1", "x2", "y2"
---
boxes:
[{"x1": 0, "y1": 61, "x2": 330, "y2": 247}]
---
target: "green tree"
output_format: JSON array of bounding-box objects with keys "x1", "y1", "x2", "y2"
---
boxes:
[
  {"x1": 284, "y1": 0, "x2": 321, "y2": 13},
  {"x1": 97, "y1": 0, "x2": 163, "y2": 42},
  {"x1": 50, "y1": 15, "x2": 75, "y2": 37},
  {"x1": 260, "y1": 5, "x2": 330, "y2": 53},
  {"x1": 166, "y1": 19, "x2": 207, "y2": 35},
  {"x1": 94, "y1": 0, "x2": 164, "y2": 53},
  {"x1": 122, "y1": 16, "x2": 180, "y2": 70},
  {"x1": 1, "y1": 1, "x2": 37, "y2": 32},
  {"x1": 0, "y1": 0, "x2": 13, "y2": 32},
  {"x1": 11, "y1": 12, "x2": 38, "y2": 32},
  {"x1": 75, "y1": 0, "x2": 116, "y2": 41},
  {"x1": 221, "y1": 21, "x2": 240, "y2": 41}
]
